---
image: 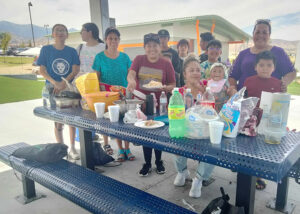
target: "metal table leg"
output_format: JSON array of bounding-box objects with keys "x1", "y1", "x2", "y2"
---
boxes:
[
  {"x1": 235, "y1": 173, "x2": 256, "y2": 214},
  {"x1": 266, "y1": 176, "x2": 295, "y2": 214},
  {"x1": 78, "y1": 128, "x2": 94, "y2": 170},
  {"x1": 15, "y1": 175, "x2": 45, "y2": 204}
]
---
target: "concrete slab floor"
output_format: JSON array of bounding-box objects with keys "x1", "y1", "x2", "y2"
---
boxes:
[{"x1": 0, "y1": 98, "x2": 299, "y2": 214}]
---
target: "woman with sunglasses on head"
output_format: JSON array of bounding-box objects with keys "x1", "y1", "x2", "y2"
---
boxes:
[
  {"x1": 229, "y1": 19, "x2": 296, "y2": 191},
  {"x1": 229, "y1": 19, "x2": 296, "y2": 93},
  {"x1": 37, "y1": 24, "x2": 80, "y2": 158},
  {"x1": 92, "y1": 27, "x2": 134, "y2": 162}
]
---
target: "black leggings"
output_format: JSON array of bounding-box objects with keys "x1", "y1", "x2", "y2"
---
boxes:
[{"x1": 142, "y1": 146, "x2": 162, "y2": 165}]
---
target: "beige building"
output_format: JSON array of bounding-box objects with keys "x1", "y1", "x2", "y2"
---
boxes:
[{"x1": 65, "y1": 15, "x2": 251, "y2": 61}]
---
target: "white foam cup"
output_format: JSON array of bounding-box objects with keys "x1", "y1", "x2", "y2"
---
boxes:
[
  {"x1": 94, "y1": 102, "x2": 105, "y2": 118},
  {"x1": 108, "y1": 105, "x2": 120, "y2": 122},
  {"x1": 209, "y1": 121, "x2": 224, "y2": 144}
]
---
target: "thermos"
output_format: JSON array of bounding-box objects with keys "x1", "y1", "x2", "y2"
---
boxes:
[{"x1": 145, "y1": 94, "x2": 154, "y2": 115}]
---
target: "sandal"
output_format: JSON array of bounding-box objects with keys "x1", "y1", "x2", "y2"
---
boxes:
[
  {"x1": 117, "y1": 149, "x2": 126, "y2": 162},
  {"x1": 256, "y1": 178, "x2": 266, "y2": 190},
  {"x1": 125, "y1": 149, "x2": 135, "y2": 161},
  {"x1": 103, "y1": 144, "x2": 113, "y2": 155}
]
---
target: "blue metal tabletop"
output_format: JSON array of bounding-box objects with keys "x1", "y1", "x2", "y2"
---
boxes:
[{"x1": 34, "y1": 106, "x2": 300, "y2": 183}]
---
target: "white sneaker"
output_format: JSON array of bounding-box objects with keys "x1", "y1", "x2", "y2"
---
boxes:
[
  {"x1": 174, "y1": 170, "x2": 190, "y2": 186},
  {"x1": 69, "y1": 150, "x2": 80, "y2": 160},
  {"x1": 189, "y1": 177, "x2": 202, "y2": 198}
]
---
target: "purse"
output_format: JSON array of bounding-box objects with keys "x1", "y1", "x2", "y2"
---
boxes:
[
  {"x1": 12, "y1": 143, "x2": 68, "y2": 163},
  {"x1": 202, "y1": 187, "x2": 245, "y2": 214},
  {"x1": 93, "y1": 142, "x2": 114, "y2": 165}
]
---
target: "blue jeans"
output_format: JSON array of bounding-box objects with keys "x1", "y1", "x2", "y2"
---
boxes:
[{"x1": 174, "y1": 155, "x2": 215, "y2": 180}]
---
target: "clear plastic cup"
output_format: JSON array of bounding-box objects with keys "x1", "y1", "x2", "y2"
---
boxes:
[
  {"x1": 209, "y1": 121, "x2": 224, "y2": 144},
  {"x1": 94, "y1": 102, "x2": 105, "y2": 118},
  {"x1": 108, "y1": 105, "x2": 120, "y2": 122}
]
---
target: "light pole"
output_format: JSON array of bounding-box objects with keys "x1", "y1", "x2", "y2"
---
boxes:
[
  {"x1": 28, "y1": 2, "x2": 35, "y2": 47},
  {"x1": 44, "y1": 24, "x2": 49, "y2": 44}
]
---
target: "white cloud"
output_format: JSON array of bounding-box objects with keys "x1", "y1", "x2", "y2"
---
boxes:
[{"x1": 0, "y1": 0, "x2": 299, "y2": 40}]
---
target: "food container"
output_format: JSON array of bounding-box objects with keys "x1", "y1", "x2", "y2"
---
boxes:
[
  {"x1": 113, "y1": 99, "x2": 144, "y2": 115},
  {"x1": 84, "y1": 91, "x2": 120, "y2": 112},
  {"x1": 264, "y1": 128, "x2": 286, "y2": 144},
  {"x1": 54, "y1": 97, "x2": 80, "y2": 108}
]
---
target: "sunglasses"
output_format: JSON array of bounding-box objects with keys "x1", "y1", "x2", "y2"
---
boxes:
[
  {"x1": 208, "y1": 47, "x2": 221, "y2": 51},
  {"x1": 255, "y1": 19, "x2": 271, "y2": 25},
  {"x1": 144, "y1": 34, "x2": 159, "y2": 40}
]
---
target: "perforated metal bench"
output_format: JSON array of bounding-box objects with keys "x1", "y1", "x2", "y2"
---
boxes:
[{"x1": 0, "y1": 143, "x2": 195, "y2": 214}]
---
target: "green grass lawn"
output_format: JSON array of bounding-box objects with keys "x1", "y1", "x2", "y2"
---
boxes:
[
  {"x1": 0, "y1": 56, "x2": 34, "y2": 65},
  {"x1": 287, "y1": 80, "x2": 300, "y2": 95},
  {"x1": 0, "y1": 76, "x2": 44, "y2": 104}
]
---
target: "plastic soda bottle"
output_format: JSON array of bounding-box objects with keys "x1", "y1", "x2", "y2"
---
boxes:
[
  {"x1": 159, "y1": 91, "x2": 168, "y2": 115},
  {"x1": 201, "y1": 87, "x2": 215, "y2": 109},
  {"x1": 184, "y1": 88, "x2": 193, "y2": 110},
  {"x1": 168, "y1": 88, "x2": 185, "y2": 138}
]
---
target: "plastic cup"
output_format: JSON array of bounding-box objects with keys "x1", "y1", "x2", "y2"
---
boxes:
[
  {"x1": 209, "y1": 121, "x2": 224, "y2": 144},
  {"x1": 108, "y1": 105, "x2": 120, "y2": 122},
  {"x1": 94, "y1": 102, "x2": 105, "y2": 118}
]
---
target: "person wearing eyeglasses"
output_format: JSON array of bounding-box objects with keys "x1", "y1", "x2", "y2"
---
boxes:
[
  {"x1": 229, "y1": 19, "x2": 296, "y2": 191},
  {"x1": 37, "y1": 24, "x2": 80, "y2": 156},
  {"x1": 92, "y1": 27, "x2": 135, "y2": 162},
  {"x1": 200, "y1": 40, "x2": 223, "y2": 79},
  {"x1": 127, "y1": 33, "x2": 176, "y2": 176},
  {"x1": 229, "y1": 19, "x2": 296, "y2": 93}
]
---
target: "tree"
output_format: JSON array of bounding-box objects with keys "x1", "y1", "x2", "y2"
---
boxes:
[
  {"x1": 0, "y1": 32, "x2": 12, "y2": 55},
  {"x1": 28, "y1": 40, "x2": 32, "y2": 47}
]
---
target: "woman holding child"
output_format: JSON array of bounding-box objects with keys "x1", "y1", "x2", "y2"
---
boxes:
[{"x1": 229, "y1": 19, "x2": 296, "y2": 190}]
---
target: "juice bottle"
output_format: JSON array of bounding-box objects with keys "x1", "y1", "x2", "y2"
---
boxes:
[{"x1": 168, "y1": 88, "x2": 185, "y2": 138}]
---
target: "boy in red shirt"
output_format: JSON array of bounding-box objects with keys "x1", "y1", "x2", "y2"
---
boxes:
[
  {"x1": 244, "y1": 50, "x2": 282, "y2": 103},
  {"x1": 244, "y1": 50, "x2": 282, "y2": 190}
]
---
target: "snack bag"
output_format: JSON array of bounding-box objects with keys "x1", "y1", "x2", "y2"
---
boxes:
[{"x1": 219, "y1": 88, "x2": 246, "y2": 138}]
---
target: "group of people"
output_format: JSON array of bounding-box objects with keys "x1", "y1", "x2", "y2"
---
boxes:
[{"x1": 37, "y1": 19, "x2": 296, "y2": 198}]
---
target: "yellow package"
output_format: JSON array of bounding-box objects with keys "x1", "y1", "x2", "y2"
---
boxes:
[{"x1": 75, "y1": 73, "x2": 100, "y2": 95}]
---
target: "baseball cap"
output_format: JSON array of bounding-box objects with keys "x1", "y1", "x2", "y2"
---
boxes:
[
  {"x1": 158, "y1": 29, "x2": 170, "y2": 38},
  {"x1": 144, "y1": 33, "x2": 160, "y2": 45}
]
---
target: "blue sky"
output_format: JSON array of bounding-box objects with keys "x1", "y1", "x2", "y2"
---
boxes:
[{"x1": 1, "y1": 0, "x2": 299, "y2": 41}]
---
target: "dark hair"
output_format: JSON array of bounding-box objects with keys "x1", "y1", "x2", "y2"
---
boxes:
[
  {"x1": 104, "y1": 27, "x2": 120, "y2": 40},
  {"x1": 183, "y1": 53, "x2": 200, "y2": 73},
  {"x1": 177, "y1": 39, "x2": 189, "y2": 50},
  {"x1": 52, "y1": 24, "x2": 68, "y2": 34},
  {"x1": 253, "y1": 19, "x2": 272, "y2": 34},
  {"x1": 206, "y1": 39, "x2": 222, "y2": 50},
  {"x1": 82, "y1": 23, "x2": 104, "y2": 43},
  {"x1": 255, "y1": 50, "x2": 276, "y2": 66},
  {"x1": 200, "y1": 32, "x2": 215, "y2": 42},
  {"x1": 144, "y1": 33, "x2": 160, "y2": 46}
]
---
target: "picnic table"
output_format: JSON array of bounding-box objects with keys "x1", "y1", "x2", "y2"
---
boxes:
[{"x1": 33, "y1": 106, "x2": 300, "y2": 214}]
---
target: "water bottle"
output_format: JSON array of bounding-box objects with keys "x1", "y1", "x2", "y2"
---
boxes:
[
  {"x1": 168, "y1": 88, "x2": 185, "y2": 138},
  {"x1": 151, "y1": 93, "x2": 157, "y2": 114},
  {"x1": 159, "y1": 91, "x2": 168, "y2": 115},
  {"x1": 195, "y1": 93, "x2": 202, "y2": 105},
  {"x1": 201, "y1": 87, "x2": 215, "y2": 109},
  {"x1": 184, "y1": 88, "x2": 193, "y2": 110}
]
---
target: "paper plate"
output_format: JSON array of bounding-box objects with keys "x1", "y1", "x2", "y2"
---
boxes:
[{"x1": 134, "y1": 120, "x2": 165, "y2": 129}]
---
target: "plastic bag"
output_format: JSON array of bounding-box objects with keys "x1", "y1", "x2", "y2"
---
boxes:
[{"x1": 185, "y1": 105, "x2": 219, "y2": 139}]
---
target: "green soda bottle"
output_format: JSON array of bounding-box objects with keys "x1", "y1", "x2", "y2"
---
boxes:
[{"x1": 168, "y1": 88, "x2": 185, "y2": 138}]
